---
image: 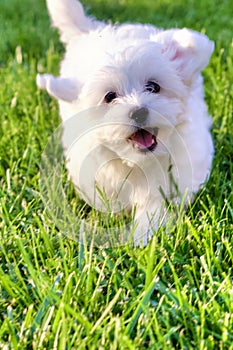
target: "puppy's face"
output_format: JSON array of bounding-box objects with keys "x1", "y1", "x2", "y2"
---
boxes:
[{"x1": 66, "y1": 42, "x2": 188, "y2": 162}]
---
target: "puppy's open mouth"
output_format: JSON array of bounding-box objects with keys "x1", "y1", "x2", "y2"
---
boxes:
[{"x1": 127, "y1": 128, "x2": 158, "y2": 153}]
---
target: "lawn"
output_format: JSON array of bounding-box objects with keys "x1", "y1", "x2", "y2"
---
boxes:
[{"x1": 0, "y1": 0, "x2": 233, "y2": 349}]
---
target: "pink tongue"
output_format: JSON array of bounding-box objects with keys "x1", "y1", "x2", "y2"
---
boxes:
[{"x1": 131, "y1": 130, "x2": 153, "y2": 148}]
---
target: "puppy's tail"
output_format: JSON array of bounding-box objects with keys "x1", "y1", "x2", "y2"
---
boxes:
[{"x1": 46, "y1": 0, "x2": 101, "y2": 44}]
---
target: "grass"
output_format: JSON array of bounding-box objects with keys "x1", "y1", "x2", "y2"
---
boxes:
[{"x1": 0, "y1": 0, "x2": 233, "y2": 348}]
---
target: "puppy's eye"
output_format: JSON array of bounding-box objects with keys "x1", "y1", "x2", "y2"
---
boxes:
[
  {"x1": 104, "y1": 91, "x2": 117, "y2": 103},
  {"x1": 145, "y1": 81, "x2": 160, "y2": 94}
]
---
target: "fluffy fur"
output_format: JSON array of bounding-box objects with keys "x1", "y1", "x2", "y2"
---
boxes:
[{"x1": 37, "y1": 0, "x2": 214, "y2": 245}]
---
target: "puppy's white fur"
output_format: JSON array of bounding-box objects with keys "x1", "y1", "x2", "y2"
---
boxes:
[{"x1": 37, "y1": 0, "x2": 214, "y2": 245}]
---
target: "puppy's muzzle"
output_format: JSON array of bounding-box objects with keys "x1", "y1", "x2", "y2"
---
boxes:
[
  {"x1": 128, "y1": 107, "x2": 158, "y2": 153},
  {"x1": 129, "y1": 107, "x2": 149, "y2": 126}
]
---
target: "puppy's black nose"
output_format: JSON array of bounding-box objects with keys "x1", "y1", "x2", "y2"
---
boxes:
[{"x1": 129, "y1": 107, "x2": 149, "y2": 125}]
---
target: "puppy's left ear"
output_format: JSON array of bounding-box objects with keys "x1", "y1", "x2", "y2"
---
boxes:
[
  {"x1": 36, "y1": 74, "x2": 79, "y2": 102},
  {"x1": 157, "y1": 28, "x2": 214, "y2": 84}
]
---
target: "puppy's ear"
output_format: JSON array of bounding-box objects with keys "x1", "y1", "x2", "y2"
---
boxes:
[
  {"x1": 46, "y1": 0, "x2": 96, "y2": 43},
  {"x1": 37, "y1": 74, "x2": 79, "y2": 102},
  {"x1": 157, "y1": 29, "x2": 214, "y2": 84}
]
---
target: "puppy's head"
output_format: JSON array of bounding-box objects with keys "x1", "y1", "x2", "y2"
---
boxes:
[{"x1": 37, "y1": 0, "x2": 214, "y2": 162}]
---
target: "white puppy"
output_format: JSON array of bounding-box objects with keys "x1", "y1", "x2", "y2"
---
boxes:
[{"x1": 37, "y1": 0, "x2": 214, "y2": 245}]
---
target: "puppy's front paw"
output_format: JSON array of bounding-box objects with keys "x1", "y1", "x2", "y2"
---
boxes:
[
  {"x1": 36, "y1": 74, "x2": 78, "y2": 102},
  {"x1": 133, "y1": 225, "x2": 155, "y2": 247}
]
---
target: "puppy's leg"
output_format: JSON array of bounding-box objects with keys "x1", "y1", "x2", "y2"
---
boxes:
[
  {"x1": 133, "y1": 203, "x2": 166, "y2": 246},
  {"x1": 36, "y1": 74, "x2": 79, "y2": 102}
]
